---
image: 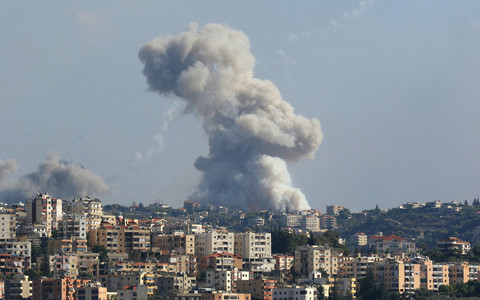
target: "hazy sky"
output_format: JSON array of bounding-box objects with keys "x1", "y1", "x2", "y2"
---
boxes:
[{"x1": 1, "y1": 1, "x2": 479, "y2": 212}]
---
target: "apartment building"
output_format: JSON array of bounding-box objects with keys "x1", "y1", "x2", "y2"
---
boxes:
[
  {"x1": 300, "y1": 216, "x2": 320, "y2": 232},
  {"x1": 0, "y1": 213, "x2": 16, "y2": 241},
  {"x1": 319, "y1": 215, "x2": 337, "y2": 230},
  {"x1": 69, "y1": 197, "x2": 103, "y2": 230},
  {"x1": 4, "y1": 274, "x2": 32, "y2": 299},
  {"x1": 352, "y1": 233, "x2": 368, "y2": 246},
  {"x1": 371, "y1": 260, "x2": 421, "y2": 294},
  {"x1": 0, "y1": 240, "x2": 31, "y2": 258},
  {"x1": 438, "y1": 237, "x2": 471, "y2": 254},
  {"x1": 58, "y1": 214, "x2": 87, "y2": 239},
  {"x1": 117, "y1": 285, "x2": 149, "y2": 300},
  {"x1": 156, "y1": 272, "x2": 196, "y2": 293},
  {"x1": 26, "y1": 193, "x2": 62, "y2": 237},
  {"x1": 236, "y1": 279, "x2": 277, "y2": 300},
  {"x1": 342, "y1": 255, "x2": 384, "y2": 279},
  {"x1": 273, "y1": 286, "x2": 317, "y2": 300},
  {"x1": 326, "y1": 205, "x2": 346, "y2": 216},
  {"x1": 195, "y1": 230, "x2": 234, "y2": 258},
  {"x1": 295, "y1": 245, "x2": 343, "y2": 277},
  {"x1": 199, "y1": 252, "x2": 243, "y2": 271},
  {"x1": 201, "y1": 292, "x2": 251, "y2": 300},
  {"x1": 273, "y1": 255, "x2": 294, "y2": 272},
  {"x1": 88, "y1": 223, "x2": 151, "y2": 254},
  {"x1": 234, "y1": 232, "x2": 272, "y2": 259},
  {"x1": 152, "y1": 233, "x2": 195, "y2": 255},
  {"x1": 206, "y1": 269, "x2": 252, "y2": 292},
  {"x1": 32, "y1": 278, "x2": 91, "y2": 300},
  {"x1": 76, "y1": 283, "x2": 108, "y2": 300},
  {"x1": 284, "y1": 214, "x2": 302, "y2": 227}
]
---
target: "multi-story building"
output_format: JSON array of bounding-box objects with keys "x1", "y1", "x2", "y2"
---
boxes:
[
  {"x1": 163, "y1": 222, "x2": 204, "y2": 235},
  {"x1": 88, "y1": 223, "x2": 151, "y2": 254},
  {"x1": 117, "y1": 285, "x2": 149, "y2": 300},
  {"x1": 0, "y1": 213, "x2": 16, "y2": 241},
  {"x1": 156, "y1": 254, "x2": 198, "y2": 275},
  {"x1": 301, "y1": 216, "x2": 320, "y2": 232},
  {"x1": 206, "y1": 269, "x2": 251, "y2": 292},
  {"x1": 32, "y1": 278, "x2": 91, "y2": 300},
  {"x1": 342, "y1": 255, "x2": 384, "y2": 279},
  {"x1": 326, "y1": 205, "x2": 346, "y2": 216},
  {"x1": 201, "y1": 292, "x2": 251, "y2": 300},
  {"x1": 76, "y1": 282, "x2": 107, "y2": 300},
  {"x1": 412, "y1": 258, "x2": 449, "y2": 291},
  {"x1": 295, "y1": 245, "x2": 343, "y2": 277},
  {"x1": 152, "y1": 233, "x2": 195, "y2": 255},
  {"x1": 58, "y1": 214, "x2": 87, "y2": 239},
  {"x1": 195, "y1": 230, "x2": 234, "y2": 258},
  {"x1": 156, "y1": 272, "x2": 196, "y2": 293},
  {"x1": 247, "y1": 217, "x2": 265, "y2": 228},
  {"x1": 69, "y1": 197, "x2": 103, "y2": 230},
  {"x1": 273, "y1": 255, "x2": 294, "y2": 272},
  {"x1": 26, "y1": 193, "x2": 62, "y2": 237},
  {"x1": 273, "y1": 286, "x2": 317, "y2": 300},
  {"x1": 283, "y1": 214, "x2": 302, "y2": 228},
  {"x1": 4, "y1": 274, "x2": 32, "y2": 299},
  {"x1": 48, "y1": 237, "x2": 88, "y2": 254},
  {"x1": 367, "y1": 234, "x2": 416, "y2": 254},
  {"x1": 0, "y1": 240, "x2": 31, "y2": 258},
  {"x1": 199, "y1": 252, "x2": 243, "y2": 271},
  {"x1": 438, "y1": 237, "x2": 471, "y2": 255},
  {"x1": 48, "y1": 253, "x2": 79, "y2": 278},
  {"x1": 371, "y1": 260, "x2": 421, "y2": 294},
  {"x1": 320, "y1": 215, "x2": 337, "y2": 229},
  {"x1": 236, "y1": 279, "x2": 276, "y2": 300},
  {"x1": 448, "y1": 262, "x2": 471, "y2": 284},
  {"x1": 352, "y1": 233, "x2": 368, "y2": 246},
  {"x1": 0, "y1": 254, "x2": 30, "y2": 275},
  {"x1": 234, "y1": 232, "x2": 272, "y2": 259}
]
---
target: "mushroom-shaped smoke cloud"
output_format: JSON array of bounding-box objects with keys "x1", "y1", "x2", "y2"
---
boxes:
[{"x1": 139, "y1": 23, "x2": 322, "y2": 211}]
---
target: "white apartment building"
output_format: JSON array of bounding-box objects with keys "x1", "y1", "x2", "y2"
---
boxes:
[
  {"x1": 58, "y1": 214, "x2": 87, "y2": 239},
  {"x1": 234, "y1": 232, "x2": 272, "y2": 259},
  {"x1": 69, "y1": 197, "x2": 103, "y2": 229},
  {"x1": 26, "y1": 193, "x2": 62, "y2": 237},
  {"x1": 0, "y1": 213, "x2": 16, "y2": 241},
  {"x1": 0, "y1": 240, "x2": 31, "y2": 257},
  {"x1": 273, "y1": 286, "x2": 317, "y2": 300},
  {"x1": 206, "y1": 269, "x2": 251, "y2": 292},
  {"x1": 195, "y1": 230, "x2": 234, "y2": 258}
]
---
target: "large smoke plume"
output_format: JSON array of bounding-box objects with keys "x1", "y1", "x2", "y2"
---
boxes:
[
  {"x1": 139, "y1": 23, "x2": 322, "y2": 211},
  {"x1": 0, "y1": 153, "x2": 110, "y2": 203}
]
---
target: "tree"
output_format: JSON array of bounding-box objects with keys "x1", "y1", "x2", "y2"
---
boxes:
[{"x1": 91, "y1": 245, "x2": 109, "y2": 262}]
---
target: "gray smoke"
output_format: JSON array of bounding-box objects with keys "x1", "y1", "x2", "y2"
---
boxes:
[
  {"x1": 139, "y1": 23, "x2": 322, "y2": 211},
  {"x1": 0, "y1": 159, "x2": 17, "y2": 182},
  {"x1": 0, "y1": 152, "x2": 110, "y2": 203}
]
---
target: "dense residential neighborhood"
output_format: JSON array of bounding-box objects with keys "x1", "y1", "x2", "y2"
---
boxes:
[{"x1": 1, "y1": 194, "x2": 480, "y2": 299}]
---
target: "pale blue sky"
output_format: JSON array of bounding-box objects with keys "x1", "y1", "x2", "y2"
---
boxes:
[{"x1": 1, "y1": 1, "x2": 479, "y2": 212}]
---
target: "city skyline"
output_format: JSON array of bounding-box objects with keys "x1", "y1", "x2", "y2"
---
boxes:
[{"x1": 1, "y1": 1, "x2": 480, "y2": 212}]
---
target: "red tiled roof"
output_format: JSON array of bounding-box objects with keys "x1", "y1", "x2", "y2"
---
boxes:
[{"x1": 369, "y1": 234, "x2": 404, "y2": 241}]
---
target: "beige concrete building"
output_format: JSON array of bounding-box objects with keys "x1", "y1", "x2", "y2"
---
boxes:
[
  {"x1": 0, "y1": 213, "x2": 16, "y2": 241},
  {"x1": 295, "y1": 245, "x2": 343, "y2": 277},
  {"x1": 152, "y1": 233, "x2": 195, "y2": 255},
  {"x1": 371, "y1": 260, "x2": 421, "y2": 294},
  {"x1": 234, "y1": 232, "x2": 272, "y2": 259},
  {"x1": 70, "y1": 197, "x2": 103, "y2": 230},
  {"x1": 195, "y1": 230, "x2": 234, "y2": 258}
]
